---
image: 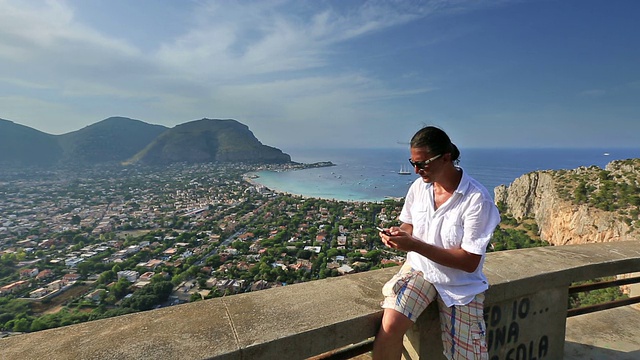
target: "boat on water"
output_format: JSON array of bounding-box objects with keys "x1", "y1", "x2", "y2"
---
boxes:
[{"x1": 398, "y1": 164, "x2": 411, "y2": 175}]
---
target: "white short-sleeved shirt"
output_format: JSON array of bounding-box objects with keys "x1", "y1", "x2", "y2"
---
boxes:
[{"x1": 399, "y1": 167, "x2": 501, "y2": 307}]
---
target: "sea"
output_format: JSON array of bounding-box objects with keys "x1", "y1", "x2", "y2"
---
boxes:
[{"x1": 251, "y1": 148, "x2": 640, "y2": 202}]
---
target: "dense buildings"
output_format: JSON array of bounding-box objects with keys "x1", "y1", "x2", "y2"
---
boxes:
[{"x1": 0, "y1": 163, "x2": 404, "y2": 335}]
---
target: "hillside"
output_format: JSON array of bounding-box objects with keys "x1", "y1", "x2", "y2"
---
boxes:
[
  {"x1": 495, "y1": 158, "x2": 640, "y2": 245},
  {"x1": 126, "y1": 118, "x2": 291, "y2": 165},
  {"x1": 0, "y1": 117, "x2": 291, "y2": 167},
  {"x1": 57, "y1": 117, "x2": 169, "y2": 164},
  {"x1": 0, "y1": 119, "x2": 62, "y2": 166}
]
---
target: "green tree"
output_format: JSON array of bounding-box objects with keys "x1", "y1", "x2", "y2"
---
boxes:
[
  {"x1": 110, "y1": 278, "x2": 132, "y2": 299},
  {"x1": 363, "y1": 249, "x2": 382, "y2": 263},
  {"x1": 573, "y1": 181, "x2": 588, "y2": 203},
  {"x1": 296, "y1": 250, "x2": 313, "y2": 260},
  {"x1": 12, "y1": 317, "x2": 31, "y2": 332},
  {"x1": 98, "y1": 270, "x2": 116, "y2": 285}
]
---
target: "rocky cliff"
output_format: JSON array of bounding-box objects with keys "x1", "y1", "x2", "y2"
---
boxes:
[{"x1": 495, "y1": 159, "x2": 640, "y2": 246}]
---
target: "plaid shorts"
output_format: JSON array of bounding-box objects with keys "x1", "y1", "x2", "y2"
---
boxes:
[
  {"x1": 380, "y1": 263, "x2": 436, "y2": 321},
  {"x1": 381, "y1": 264, "x2": 488, "y2": 360},
  {"x1": 439, "y1": 293, "x2": 488, "y2": 360}
]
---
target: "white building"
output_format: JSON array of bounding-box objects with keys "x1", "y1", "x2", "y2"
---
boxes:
[
  {"x1": 126, "y1": 245, "x2": 141, "y2": 254},
  {"x1": 65, "y1": 257, "x2": 84, "y2": 268},
  {"x1": 337, "y1": 264, "x2": 355, "y2": 275},
  {"x1": 30, "y1": 288, "x2": 48, "y2": 298},
  {"x1": 117, "y1": 270, "x2": 139, "y2": 283}
]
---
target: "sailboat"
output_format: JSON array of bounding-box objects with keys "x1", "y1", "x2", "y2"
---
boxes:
[{"x1": 398, "y1": 164, "x2": 411, "y2": 175}]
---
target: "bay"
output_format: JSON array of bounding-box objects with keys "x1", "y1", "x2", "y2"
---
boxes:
[{"x1": 252, "y1": 148, "x2": 640, "y2": 202}]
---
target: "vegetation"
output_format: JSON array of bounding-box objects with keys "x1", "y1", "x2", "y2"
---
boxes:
[
  {"x1": 568, "y1": 277, "x2": 629, "y2": 310},
  {"x1": 554, "y1": 159, "x2": 640, "y2": 222},
  {"x1": 490, "y1": 204, "x2": 547, "y2": 251}
]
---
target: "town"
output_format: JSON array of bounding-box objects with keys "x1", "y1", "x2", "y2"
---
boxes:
[{"x1": 0, "y1": 162, "x2": 406, "y2": 335}]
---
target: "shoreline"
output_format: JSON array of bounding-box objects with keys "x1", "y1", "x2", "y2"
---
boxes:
[{"x1": 243, "y1": 170, "x2": 400, "y2": 204}]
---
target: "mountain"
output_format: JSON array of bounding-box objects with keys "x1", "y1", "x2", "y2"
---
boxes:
[
  {"x1": 0, "y1": 119, "x2": 62, "y2": 166},
  {"x1": 494, "y1": 158, "x2": 640, "y2": 245},
  {"x1": 57, "y1": 117, "x2": 169, "y2": 164},
  {"x1": 0, "y1": 117, "x2": 291, "y2": 167},
  {"x1": 126, "y1": 118, "x2": 291, "y2": 165}
]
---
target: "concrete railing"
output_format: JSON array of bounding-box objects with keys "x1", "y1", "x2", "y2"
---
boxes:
[{"x1": 2, "y1": 241, "x2": 640, "y2": 360}]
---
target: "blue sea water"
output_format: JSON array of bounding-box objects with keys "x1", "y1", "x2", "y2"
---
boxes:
[{"x1": 252, "y1": 148, "x2": 640, "y2": 202}]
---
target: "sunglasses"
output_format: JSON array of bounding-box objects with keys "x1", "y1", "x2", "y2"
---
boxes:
[{"x1": 408, "y1": 154, "x2": 442, "y2": 170}]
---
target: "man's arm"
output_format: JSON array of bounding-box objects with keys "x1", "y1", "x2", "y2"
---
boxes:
[
  {"x1": 408, "y1": 240, "x2": 481, "y2": 273},
  {"x1": 399, "y1": 222, "x2": 413, "y2": 234},
  {"x1": 383, "y1": 225, "x2": 481, "y2": 273}
]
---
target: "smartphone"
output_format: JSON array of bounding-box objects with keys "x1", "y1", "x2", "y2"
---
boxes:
[{"x1": 376, "y1": 226, "x2": 392, "y2": 236}]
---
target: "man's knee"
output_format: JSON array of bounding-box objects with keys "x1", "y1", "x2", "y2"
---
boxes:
[{"x1": 380, "y1": 308, "x2": 414, "y2": 335}]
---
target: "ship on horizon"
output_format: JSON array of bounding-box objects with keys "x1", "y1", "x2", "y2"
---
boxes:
[{"x1": 398, "y1": 164, "x2": 411, "y2": 175}]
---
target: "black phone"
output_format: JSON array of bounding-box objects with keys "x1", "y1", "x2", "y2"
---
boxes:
[{"x1": 376, "y1": 226, "x2": 392, "y2": 236}]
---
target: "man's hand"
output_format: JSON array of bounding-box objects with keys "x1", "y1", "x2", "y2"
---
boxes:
[
  {"x1": 380, "y1": 225, "x2": 482, "y2": 273},
  {"x1": 380, "y1": 227, "x2": 416, "y2": 252}
]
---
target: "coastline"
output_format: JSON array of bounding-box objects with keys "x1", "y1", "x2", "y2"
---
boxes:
[
  {"x1": 243, "y1": 147, "x2": 640, "y2": 204},
  {"x1": 243, "y1": 167, "x2": 396, "y2": 204},
  {"x1": 243, "y1": 170, "x2": 392, "y2": 204}
]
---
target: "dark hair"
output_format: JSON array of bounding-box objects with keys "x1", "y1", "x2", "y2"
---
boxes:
[{"x1": 410, "y1": 126, "x2": 460, "y2": 163}]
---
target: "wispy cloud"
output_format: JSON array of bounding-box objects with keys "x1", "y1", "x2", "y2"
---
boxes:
[
  {"x1": 0, "y1": 0, "x2": 487, "y2": 94},
  {"x1": 579, "y1": 89, "x2": 606, "y2": 97},
  {"x1": 0, "y1": 1, "x2": 139, "y2": 60},
  {"x1": 2, "y1": 0, "x2": 635, "y2": 148},
  {"x1": 153, "y1": 0, "x2": 434, "y2": 79}
]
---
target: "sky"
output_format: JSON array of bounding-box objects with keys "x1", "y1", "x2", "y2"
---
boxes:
[{"x1": 0, "y1": 0, "x2": 639, "y2": 153}]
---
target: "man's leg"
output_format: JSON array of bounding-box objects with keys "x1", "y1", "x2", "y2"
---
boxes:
[
  {"x1": 438, "y1": 294, "x2": 488, "y2": 360},
  {"x1": 374, "y1": 263, "x2": 436, "y2": 360},
  {"x1": 372, "y1": 308, "x2": 414, "y2": 360}
]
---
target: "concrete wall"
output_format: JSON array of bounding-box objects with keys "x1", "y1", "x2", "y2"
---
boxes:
[{"x1": 2, "y1": 241, "x2": 640, "y2": 360}]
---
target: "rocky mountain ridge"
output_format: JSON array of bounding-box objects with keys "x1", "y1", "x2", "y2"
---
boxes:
[
  {"x1": 0, "y1": 117, "x2": 291, "y2": 166},
  {"x1": 127, "y1": 119, "x2": 290, "y2": 165},
  {"x1": 495, "y1": 158, "x2": 640, "y2": 246}
]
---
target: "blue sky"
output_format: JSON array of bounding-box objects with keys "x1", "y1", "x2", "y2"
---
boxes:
[{"x1": 0, "y1": 0, "x2": 638, "y2": 151}]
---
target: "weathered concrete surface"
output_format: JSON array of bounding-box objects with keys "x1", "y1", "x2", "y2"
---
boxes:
[
  {"x1": 0, "y1": 267, "x2": 395, "y2": 360},
  {"x1": 565, "y1": 304, "x2": 640, "y2": 360},
  {"x1": 483, "y1": 240, "x2": 640, "y2": 303},
  {"x1": 1, "y1": 241, "x2": 639, "y2": 360}
]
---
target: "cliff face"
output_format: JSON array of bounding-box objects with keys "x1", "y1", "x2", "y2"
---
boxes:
[{"x1": 495, "y1": 159, "x2": 640, "y2": 246}]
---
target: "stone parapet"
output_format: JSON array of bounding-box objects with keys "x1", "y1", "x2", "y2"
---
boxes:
[{"x1": 1, "y1": 240, "x2": 639, "y2": 360}]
